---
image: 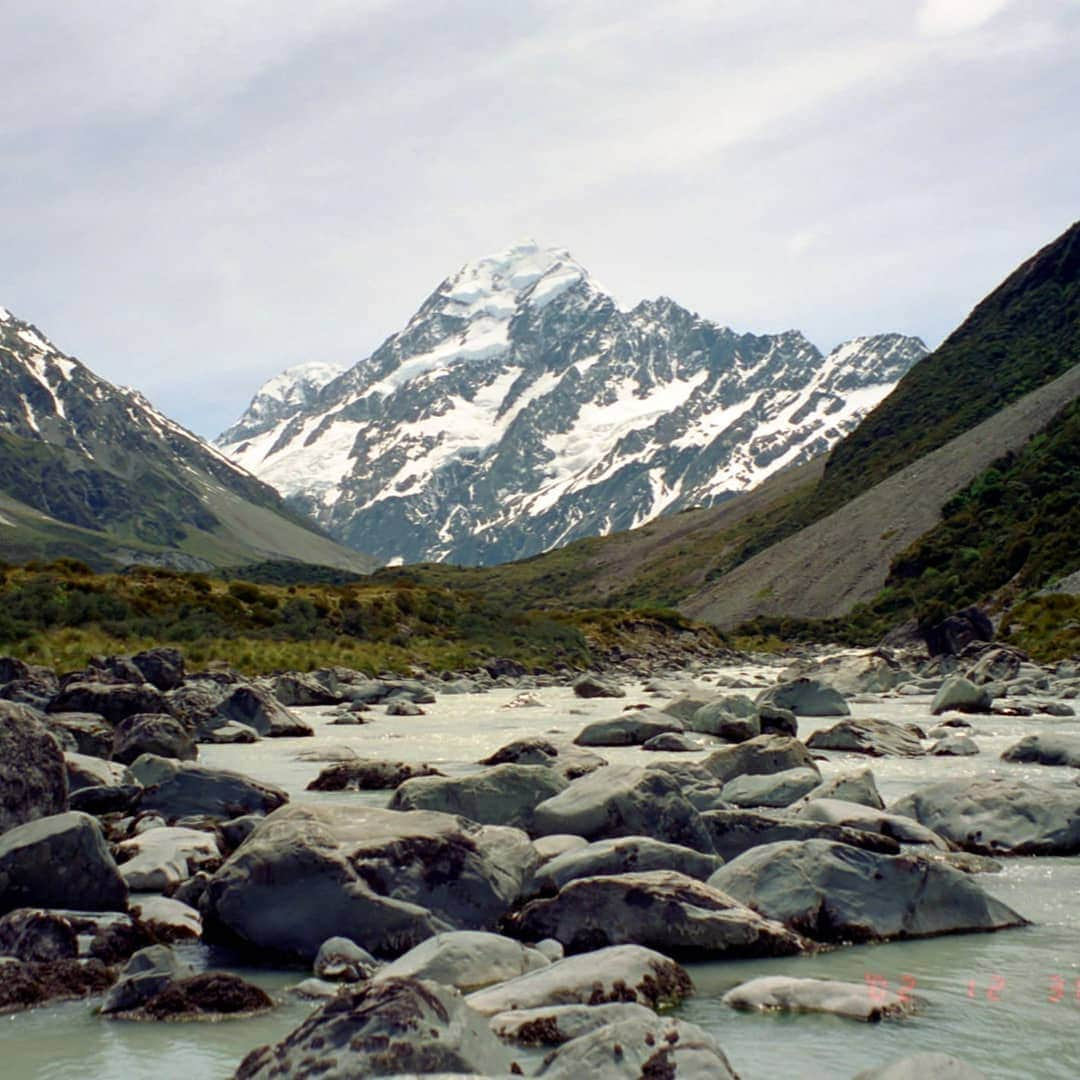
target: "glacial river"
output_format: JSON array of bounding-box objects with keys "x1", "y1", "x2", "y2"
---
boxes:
[{"x1": 3, "y1": 664, "x2": 1079, "y2": 1079}]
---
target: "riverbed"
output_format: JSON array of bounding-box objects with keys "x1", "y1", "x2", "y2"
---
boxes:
[{"x1": 3, "y1": 663, "x2": 1079, "y2": 1078}]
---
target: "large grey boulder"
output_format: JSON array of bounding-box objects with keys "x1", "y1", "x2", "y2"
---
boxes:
[
  {"x1": 688, "y1": 696, "x2": 761, "y2": 741},
  {"x1": 480, "y1": 737, "x2": 606, "y2": 780},
  {"x1": 465, "y1": 944, "x2": 692, "y2": 1015},
  {"x1": 1001, "y1": 733, "x2": 1080, "y2": 768},
  {"x1": 644, "y1": 761, "x2": 730, "y2": 812},
  {"x1": 572, "y1": 674, "x2": 625, "y2": 699},
  {"x1": 701, "y1": 808, "x2": 900, "y2": 862},
  {"x1": 723, "y1": 974, "x2": 913, "y2": 1021},
  {"x1": 531, "y1": 765, "x2": 716, "y2": 853},
  {"x1": 128, "y1": 754, "x2": 288, "y2": 820},
  {"x1": 797, "y1": 653, "x2": 905, "y2": 695},
  {"x1": 216, "y1": 685, "x2": 313, "y2": 737},
  {"x1": 529, "y1": 836, "x2": 723, "y2": 895},
  {"x1": 101, "y1": 943, "x2": 191, "y2": 1014},
  {"x1": 721, "y1": 767, "x2": 821, "y2": 808},
  {"x1": 891, "y1": 776, "x2": 1080, "y2": 855},
  {"x1": 490, "y1": 1001, "x2": 657, "y2": 1045},
  {"x1": 389, "y1": 764, "x2": 568, "y2": 830},
  {"x1": 853, "y1": 1052, "x2": 989, "y2": 1079},
  {"x1": 130, "y1": 648, "x2": 186, "y2": 692},
  {"x1": 47, "y1": 681, "x2": 165, "y2": 723},
  {"x1": 509, "y1": 869, "x2": 807, "y2": 958},
  {"x1": 573, "y1": 711, "x2": 683, "y2": 747},
  {"x1": 806, "y1": 718, "x2": 925, "y2": 758},
  {"x1": 794, "y1": 799, "x2": 949, "y2": 849},
  {"x1": 931, "y1": 734, "x2": 981, "y2": 757},
  {"x1": 0, "y1": 702, "x2": 67, "y2": 834},
  {"x1": 0, "y1": 908, "x2": 78, "y2": 961},
  {"x1": 313, "y1": 936, "x2": 379, "y2": 982},
  {"x1": 535, "y1": 1015, "x2": 739, "y2": 1079},
  {"x1": 965, "y1": 647, "x2": 1026, "y2": 686},
  {"x1": 757, "y1": 678, "x2": 850, "y2": 717},
  {"x1": 271, "y1": 671, "x2": 342, "y2": 707},
  {"x1": 205, "y1": 803, "x2": 537, "y2": 960},
  {"x1": 707, "y1": 839, "x2": 1027, "y2": 943},
  {"x1": 373, "y1": 930, "x2": 549, "y2": 992},
  {"x1": 307, "y1": 759, "x2": 444, "y2": 791},
  {"x1": 114, "y1": 826, "x2": 221, "y2": 892},
  {"x1": 931, "y1": 676, "x2": 993, "y2": 715},
  {"x1": 112, "y1": 713, "x2": 197, "y2": 765},
  {"x1": 702, "y1": 735, "x2": 818, "y2": 785},
  {"x1": 235, "y1": 977, "x2": 514, "y2": 1080},
  {"x1": 800, "y1": 768, "x2": 884, "y2": 809},
  {"x1": 65, "y1": 751, "x2": 129, "y2": 791},
  {"x1": 0, "y1": 812, "x2": 127, "y2": 914},
  {"x1": 46, "y1": 712, "x2": 112, "y2": 758}
]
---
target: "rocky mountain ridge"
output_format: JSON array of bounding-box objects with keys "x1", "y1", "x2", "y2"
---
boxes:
[{"x1": 218, "y1": 242, "x2": 927, "y2": 566}]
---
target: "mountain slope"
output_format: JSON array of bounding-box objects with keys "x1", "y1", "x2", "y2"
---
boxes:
[
  {"x1": 0, "y1": 307, "x2": 375, "y2": 573},
  {"x1": 219, "y1": 241, "x2": 926, "y2": 566}
]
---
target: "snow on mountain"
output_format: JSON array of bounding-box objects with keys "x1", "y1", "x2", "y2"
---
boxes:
[{"x1": 217, "y1": 241, "x2": 928, "y2": 566}]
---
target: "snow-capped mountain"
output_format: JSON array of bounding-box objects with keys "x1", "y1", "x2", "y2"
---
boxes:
[
  {"x1": 0, "y1": 306, "x2": 373, "y2": 572},
  {"x1": 217, "y1": 242, "x2": 928, "y2": 566}
]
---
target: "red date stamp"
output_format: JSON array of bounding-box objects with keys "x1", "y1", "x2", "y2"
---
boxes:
[{"x1": 864, "y1": 972, "x2": 1080, "y2": 1004}]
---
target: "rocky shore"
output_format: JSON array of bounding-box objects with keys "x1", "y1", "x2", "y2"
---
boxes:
[{"x1": 0, "y1": 635, "x2": 1077, "y2": 1077}]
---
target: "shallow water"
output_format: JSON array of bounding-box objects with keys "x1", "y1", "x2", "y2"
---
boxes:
[{"x1": 4, "y1": 666, "x2": 1080, "y2": 1078}]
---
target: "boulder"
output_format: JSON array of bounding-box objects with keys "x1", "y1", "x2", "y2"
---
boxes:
[
  {"x1": 271, "y1": 671, "x2": 341, "y2": 707},
  {"x1": 386, "y1": 699, "x2": 424, "y2": 716},
  {"x1": 134, "y1": 972, "x2": 275, "y2": 1020},
  {"x1": 1001, "y1": 733, "x2": 1080, "y2": 768},
  {"x1": 806, "y1": 718, "x2": 926, "y2": 758},
  {"x1": 798, "y1": 653, "x2": 904, "y2": 695},
  {"x1": 535, "y1": 1015, "x2": 738, "y2": 1079},
  {"x1": 707, "y1": 839, "x2": 1026, "y2": 943},
  {"x1": 688, "y1": 696, "x2": 762, "y2": 741},
  {"x1": 479, "y1": 737, "x2": 606, "y2": 780},
  {"x1": 534, "y1": 834, "x2": 589, "y2": 862},
  {"x1": 800, "y1": 768, "x2": 884, "y2": 810},
  {"x1": 529, "y1": 836, "x2": 723, "y2": 895},
  {"x1": 235, "y1": 977, "x2": 513, "y2": 1079},
  {"x1": 216, "y1": 685, "x2": 313, "y2": 737},
  {"x1": 465, "y1": 944, "x2": 692, "y2": 1015},
  {"x1": 891, "y1": 776, "x2": 1080, "y2": 855},
  {"x1": 573, "y1": 711, "x2": 683, "y2": 747},
  {"x1": 702, "y1": 735, "x2": 818, "y2": 785},
  {"x1": 314, "y1": 936, "x2": 380, "y2": 982},
  {"x1": 307, "y1": 759, "x2": 444, "y2": 791},
  {"x1": 101, "y1": 943, "x2": 191, "y2": 1014},
  {"x1": 721, "y1": 767, "x2": 821, "y2": 808},
  {"x1": 758, "y1": 704, "x2": 798, "y2": 737},
  {"x1": 965, "y1": 647, "x2": 1026, "y2": 685},
  {"x1": 794, "y1": 799, "x2": 949, "y2": 849},
  {"x1": 641, "y1": 731, "x2": 700, "y2": 752},
  {"x1": 46, "y1": 712, "x2": 113, "y2": 758},
  {"x1": 931, "y1": 676, "x2": 993, "y2": 715},
  {"x1": 700, "y1": 808, "x2": 900, "y2": 862},
  {"x1": 128, "y1": 754, "x2": 288, "y2": 820},
  {"x1": 129, "y1": 895, "x2": 203, "y2": 941},
  {"x1": 112, "y1": 713, "x2": 197, "y2": 765},
  {"x1": 65, "y1": 751, "x2": 129, "y2": 791},
  {"x1": 47, "y1": 681, "x2": 165, "y2": 724},
  {"x1": 130, "y1": 648, "x2": 186, "y2": 692},
  {"x1": 204, "y1": 803, "x2": 538, "y2": 960},
  {"x1": 373, "y1": 930, "x2": 549, "y2": 992},
  {"x1": 853, "y1": 1052, "x2": 989, "y2": 1079},
  {"x1": 931, "y1": 735, "x2": 981, "y2": 757},
  {"x1": 757, "y1": 677, "x2": 850, "y2": 717},
  {"x1": 572, "y1": 674, "x2": 625, "y2": 699},
  {"x1": 389, "y1": 764, "x2": 568, "y2": 830},
  {"x1": 201, "y1": 721, "x2": 260, "y2": 744},
  {"x1": 0, "y1": 957, "x2": 114, "y2": 1013},
  {"x1": 70, "y1": 784, "x2": 143, "y2": 815},
  {"x1": 0, "y1": 812, "x2": 127, "y2": 914},
  {"x1": 723, "y1": 974, "x2": 913, "y2": 1021},
  {"x1": 0, "y1": 908, "x2": 78, "y2": 961},
  {"x1": 490, "y1": 1001, "x2": 657, "y2": 1045},
  {"x1": 509, "y1": 869, "x2": 807, "y2": 958},
  {"x1": 114, "y1": 826, "x2": 221, "y2": 891},
  {"x1": 0, "y1": 701, "x2": 68, "y2": 834},
  {"x1": 531, "y1": 765, "x2": 716, "y2": 853},
  {"x1": 924, "y1": 606, "x2": 994, "y2": 656}
]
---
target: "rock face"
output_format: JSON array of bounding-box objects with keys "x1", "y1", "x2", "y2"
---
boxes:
[
  {"x1": 235, "y1": 977, "x2": 513, "y2": 1080},
  {"x1": 806, "y1": 718, "x2": 926, "y2": 758},
  {"x1": 205, "y1": 803, "x2": 537, "y2": 960},
  {"x1": 707, "y1": 839, "x2": 1027, "y2": 943},
  {"x1": 0, "y1": 702, "x2": 68, "y2": 834},
  {"x1": 531, "y1": 765, "x2": 716, "y2": 853},
  {"x1": 112, "y1": 713, "x2": 197, "y2": 765},
  {"x1": 529, "y1": 836, "x2": 724, "y2": 895},
  {"x1": 0, "y1": 812, "x2": 127, "y2": 914},
  {"x1": 891, "y1": 777, "x2": 1080, "y2": 855},
  {"x1": 1001, "y1": 733, "x2": 1080, "y2": 768},
  {"x1": 723, "y1": 974, "x2": 914, "y2": 1022},
  {"x1": 373, "y1": 930, "x2": 549, "y2": 992},
  {"x1": 535, "y1": 1015, "x2": 739, "y2": 1079},
  {"x1": 388, "y1": 764, "x2": 568, "y2": 830},
  {"x1": 757, "y1": 678, "x2": 850, "y2": 717},
  {"x1": 465, "y1": 944, "x2": 693, "y2": 1015},
  {"x1": 509, "y1": 869, "x2": 808, "y2": 958},
  {"x1": 128, "y1": 754, "x2": 288, "y2": 820}
]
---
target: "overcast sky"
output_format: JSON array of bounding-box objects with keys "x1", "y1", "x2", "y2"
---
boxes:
[{"x1": 2, "y1": 0, "x2": 1077, "y2": 439}]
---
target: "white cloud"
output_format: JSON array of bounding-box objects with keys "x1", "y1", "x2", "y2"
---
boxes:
[{"x1": 916, "y1": 0, "x2": 1013, "y2": 36}]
